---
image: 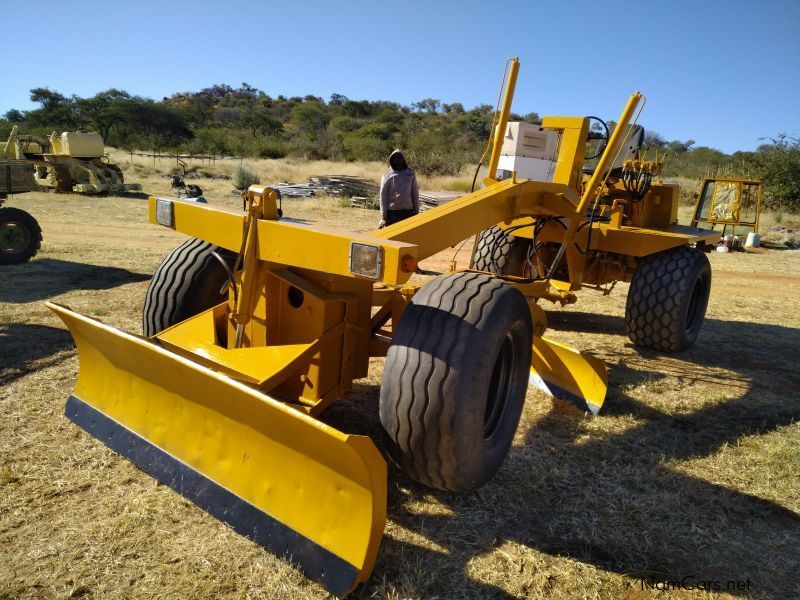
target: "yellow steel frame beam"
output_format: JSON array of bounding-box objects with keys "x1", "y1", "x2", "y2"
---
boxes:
[
  {"x1": 148, "y1": 197, "x2": 418, "y2": 286},
  {"x1": 540, "y1": 116, "x2": 589, "y2": 189},
  {"x1": 370, "y1": 179, "x2": 578, "y2": 260},
  {"x1": 151, "y1": 179, "x2": 583, "y2": 283},
  {"x1": 148, "y1": 199, "x2": 243, "y2": 249}
]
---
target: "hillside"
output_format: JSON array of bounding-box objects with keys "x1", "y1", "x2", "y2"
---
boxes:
[{"x1": 2, "y1": 83, "x2": 798, "y2": 209}]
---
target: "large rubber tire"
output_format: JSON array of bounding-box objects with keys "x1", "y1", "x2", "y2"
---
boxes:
[
  {"x1": 0, "y1": 207, "x2": 42, "y2": 265},
  {"x1": 625, "y1": 245, "x2": 711, "y2": 351},
  {"x1": 143, "y1": 238, "x2": 235, "y2": 336},
  {"x1": 472, "y1": 225, "x2": 531, "y2": 276},
  {"x1": 380, "y1": 272, "x2": 533, "y2": 492}
]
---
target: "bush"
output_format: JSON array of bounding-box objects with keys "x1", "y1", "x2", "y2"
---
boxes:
[
  {"x1": 256, "y1": 139, "x2": 288, "y2": 159},
  {"x1": 232, "y1": 165, "x2": 261, "y2": 190},
  {"x1": 364, "y1": 193, "x2": 380, "y2": 210},
  {"x1": 407, "y1": 149, "x2": 469, "y2": 177},
  {"x1": 754, "y1": 136, "x2": 800, "y2": 210},
  {"x1": 343, "y1": 131, "x2": 394, "y2": 161}
]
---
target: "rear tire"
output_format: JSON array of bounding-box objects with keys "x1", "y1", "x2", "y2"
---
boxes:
[
  {"x1": 625, "y1": 246, "x2": 711, "y2": 351},
  {"x1": 0, "y1": 207, "x2": 42, "y2": 265},
  {"x1": 379, "y1": 272, "x2": 532, "y2": 492},
  {"x1": 142, "y1": 238, "x2": 235, "y2": 336},
  {"x1": 472, "y1": 225, "x2": 531, "y2": 276}
]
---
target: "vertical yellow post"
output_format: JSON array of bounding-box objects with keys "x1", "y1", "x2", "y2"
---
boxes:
[
  {"x1": 548, "y1": 92, "x2": 643, "y2": 275},
  {"x1": 486, "y1": 57, "x2": 520, "y2": 181},
  {"x1": 575, "y1": 92, "x2": 643, "y2": 214}
]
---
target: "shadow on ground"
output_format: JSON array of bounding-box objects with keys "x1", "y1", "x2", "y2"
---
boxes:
[
  {"x1": 0, "y1": 323, "x2": 74, "y2": 385},
  {"x1": 323, "y1": 313, "x2": 800, "y2": 598},
  {"x1": 0, "y1": 258, "x2": 150, "y2": 303},
  {"x1": 119, "y1": 191, "x2": 151, "y2": 200}
]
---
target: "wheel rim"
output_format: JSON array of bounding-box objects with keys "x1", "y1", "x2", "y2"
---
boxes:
[
  {"x1": 484, "y1": 331, "x2": 519, "y2": 439},
  {"x1": 0, "y1": 221, "x2": 30, "y2": 254},
  {"x1": 686, "y1": 274, "x2": 707, "y2": 335}
]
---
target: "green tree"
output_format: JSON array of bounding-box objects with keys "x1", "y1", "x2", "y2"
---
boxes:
[
  {"x1": 753, "y1": 135, "x2": 800, "y2": 209},
  {"x1": 643, "y1": 130, "x2": 666, "y2": 148},
  {"x1": 242, "y1": 108, "x2": 283, "y2": 137},
  {"x1": 107, "y1": 98, "x2": 193, "y2": 148},
  {"x1": 413, "y1": 98, "x2": 441, "y2": 114},
  {"x1": 3, "y1": 109, "x2": 24, "y2": 123},
  {"x1": 290, "y1": 102, "x2": 330, "y2": 139},
  {"x1": 26, "y1": 87, "x2": 78, "y2": 129},
  {"x1": 75, "y1": 89, "x2": 131, "y2": 140},
  {"x1": 667, "y1": 139, "x2": 696, "y2": 153}
]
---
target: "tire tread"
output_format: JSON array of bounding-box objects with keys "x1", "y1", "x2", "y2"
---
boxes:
[
  {"x1": 625, "y1": 245, "x2": 711, "y2": 351},
  {"x1": 381, "y1": 272, "x2": 530, "y2": 490},
  {"x1": 142, "y1": 239, "x2": 233, "y2": 336}
]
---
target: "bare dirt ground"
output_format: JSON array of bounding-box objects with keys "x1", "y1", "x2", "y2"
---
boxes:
[{"x1": 1, "y1": 178, "x2": 799, "y2": 599}]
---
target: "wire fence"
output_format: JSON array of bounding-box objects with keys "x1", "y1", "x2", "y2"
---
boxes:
[{"x1": 125, "y1": 150, "x2": 234, "y2": 168}]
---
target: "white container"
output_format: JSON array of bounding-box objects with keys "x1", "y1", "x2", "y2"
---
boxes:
[
  {"x1": 497, "y1": 154, "x2": 556, "y2": 181},
  {"x1": 499, "y1": 122, "x2": 559, "y2": 160},
  {"x1": 495, "y1": 122, "x2": 558, "y2": 181},
  {"x1": 715, "y1": 245, "x2": 729, "y2": 253},
  {"x1": 745, "y1": 232, "x2": 761, "y2": 248}
]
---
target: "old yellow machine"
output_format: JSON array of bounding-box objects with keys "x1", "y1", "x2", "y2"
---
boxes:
[
  {"x1": 2, "y1": 126, "x2": 140, "y2": 194},
  {"x1": 48, "y1": 58, "x2": 719, "y2": 595}
]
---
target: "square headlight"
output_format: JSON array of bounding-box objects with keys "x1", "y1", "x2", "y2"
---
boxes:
[
  {"x1": 349, "y1": 242, "x2": 382, "y2": 280},
  {"x1": 155, "y1": 198, "x2": 174, "y2": 227}
]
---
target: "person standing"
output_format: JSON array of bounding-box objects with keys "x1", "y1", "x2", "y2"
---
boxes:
[{"x1": 378, "y1": 149, "x2": 419, "y2": 228}]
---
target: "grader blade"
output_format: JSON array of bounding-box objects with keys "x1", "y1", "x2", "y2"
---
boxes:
[
  {"x1": 529, "y1": 336, "x2": 608, "y2": 415},
  {"x1": 47, "y1": 302, "x2": 386, "y2": 597}
]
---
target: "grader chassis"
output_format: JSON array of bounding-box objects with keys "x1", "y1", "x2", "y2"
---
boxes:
[{"x1": 49, "y1": 58, "x2": 719, "y2": 595}]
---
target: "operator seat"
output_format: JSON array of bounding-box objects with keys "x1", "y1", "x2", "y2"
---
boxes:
[{"x1": 584, "y1": 124, "x2": 645, "y2": 175}]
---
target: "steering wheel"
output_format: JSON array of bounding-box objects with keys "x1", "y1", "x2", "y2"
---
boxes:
[{"x1": 585, "y1": 116, "x2": 609, "y2": 160}]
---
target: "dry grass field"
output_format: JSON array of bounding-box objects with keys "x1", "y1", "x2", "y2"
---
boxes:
[
  {"x1": 1, "y1": 161, "x2": 799, "y2": 599},
  {"x1": 104, "y1": 149, "x2": 475, "y2": 194}
]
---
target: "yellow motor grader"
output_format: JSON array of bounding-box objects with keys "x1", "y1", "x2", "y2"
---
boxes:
[
  {"x1": 49, "y1": 58, "x2": 719, "y2": 595},
  {"x1": 2, "y1": 126, "x2": 140, "y2": 194}
]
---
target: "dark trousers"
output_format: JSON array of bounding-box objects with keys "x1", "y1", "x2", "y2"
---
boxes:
[{"x1": 386, "y1": 209, "x2": 417, "y2": 225}]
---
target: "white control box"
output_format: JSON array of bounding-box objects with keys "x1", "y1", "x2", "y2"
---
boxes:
[
  {"x1": 497, "y1": 155, "x2": 557, "y2": 182},
  {"x1": 496, "y1": 122, "x2": 558, "y2": 181}
]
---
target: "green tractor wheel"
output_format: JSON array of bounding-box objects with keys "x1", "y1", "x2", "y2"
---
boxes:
[{"x1": 0, "y1": 207, "x2": 43, "y2": 265}]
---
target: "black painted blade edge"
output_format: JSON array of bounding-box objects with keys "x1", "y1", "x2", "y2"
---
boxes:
[
  {"x1": 529, "y1": 374, "x2": 602, "y2": 415},
  {"x1": 65, "y1": 394, "x2": 359, "y2": 597}
]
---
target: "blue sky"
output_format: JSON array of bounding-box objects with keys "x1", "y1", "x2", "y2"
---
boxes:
[{"x1": 2, "y1": 0, "x2": 798, "y2": 153}]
